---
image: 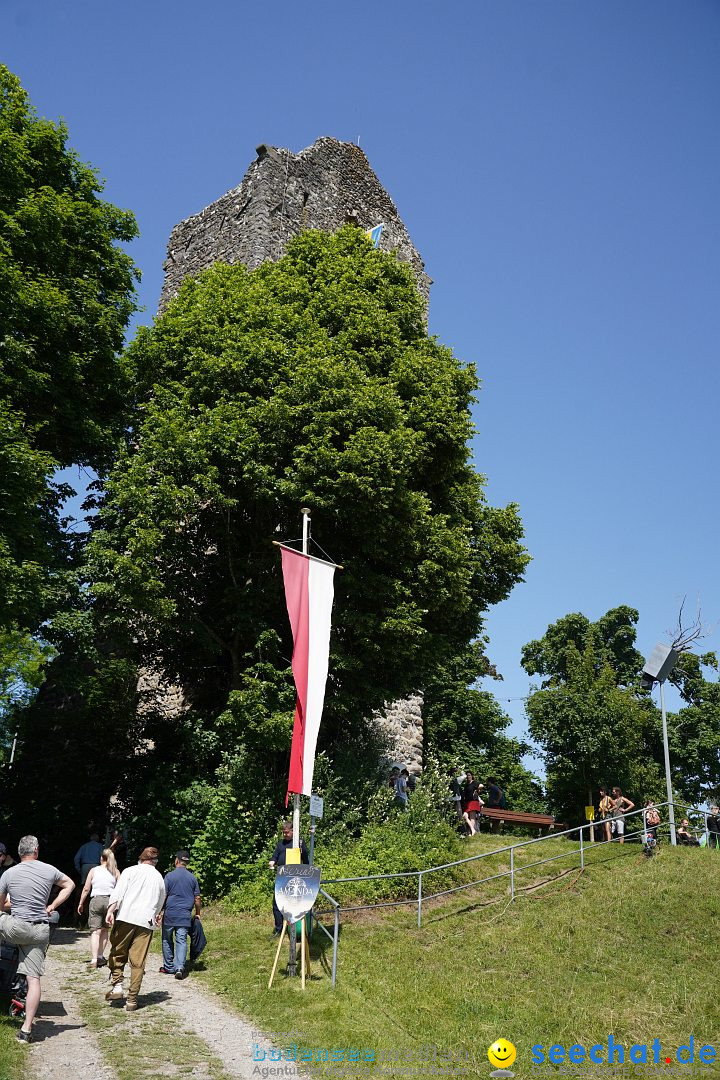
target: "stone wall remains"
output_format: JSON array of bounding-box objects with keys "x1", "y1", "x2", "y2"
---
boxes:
[{"x1": 160, "y1": 137, "x2": 430, "y2": 310}]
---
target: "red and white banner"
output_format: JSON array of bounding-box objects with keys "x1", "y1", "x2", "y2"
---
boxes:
[{"x1": 280, "y1": 545, "x2": 336, "y2": 798}]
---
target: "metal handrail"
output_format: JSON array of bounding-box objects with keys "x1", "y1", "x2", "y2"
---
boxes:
[{"x1": 315, "y1": 798, "x2": 713, "y2": 930}]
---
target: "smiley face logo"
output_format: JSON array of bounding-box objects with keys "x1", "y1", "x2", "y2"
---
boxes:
[{"x1": 488, "y1": 1039, "x2": 516, "y2": 1070}]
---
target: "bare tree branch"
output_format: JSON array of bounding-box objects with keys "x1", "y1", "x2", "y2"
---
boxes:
[{"x1": 668, "y1": 594, "x2": 709, "y2": 652}]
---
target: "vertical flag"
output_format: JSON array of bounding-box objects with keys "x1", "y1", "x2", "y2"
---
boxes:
[
  {"x1": 280, "y1": 545, "x2": 335, "y2": 799},
  {"x1": 366, "y1": 223, "x2": 384, "y2": 247}
]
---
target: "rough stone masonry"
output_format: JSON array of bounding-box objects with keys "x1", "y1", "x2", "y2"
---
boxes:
[
  {"x1": 160, "y1": 136, "x2": 430, "y2": 311},
  {"x1": 158, "y1": 137, "x2": 426, "y2": 775}
]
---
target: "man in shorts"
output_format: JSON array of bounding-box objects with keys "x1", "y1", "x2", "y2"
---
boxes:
[{"x1": 0, "y1": 835, "x2": 74, "y2": 1042}]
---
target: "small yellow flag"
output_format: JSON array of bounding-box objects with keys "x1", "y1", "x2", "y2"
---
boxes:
[
  {"x1": 285, "y1": 847, "x2": 301, "y2": 865},
  {"x1": 585, "y1": 806, "x2": 595, "y2": 821}
]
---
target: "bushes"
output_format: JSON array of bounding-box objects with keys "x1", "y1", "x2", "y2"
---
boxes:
[{"x1": 223, "y1": 759, "x2": 465, "y2": 913}]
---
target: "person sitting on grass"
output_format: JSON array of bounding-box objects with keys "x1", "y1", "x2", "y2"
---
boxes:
[{"x1": 677, "y1": 819, "x2": 700, "y2": 846}]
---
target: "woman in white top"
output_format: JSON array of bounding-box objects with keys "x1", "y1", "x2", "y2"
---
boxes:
[{"x1": 78, "y1": 848, "x2": 120, "y2": 967}]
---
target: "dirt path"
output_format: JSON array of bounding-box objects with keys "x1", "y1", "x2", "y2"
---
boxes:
[
  {"x1": 23, "y1": 929, "x2": 302, "y2": 1080},
  {"x1": 21, "y1": 930, "x2": 115, "y2": 1080}
]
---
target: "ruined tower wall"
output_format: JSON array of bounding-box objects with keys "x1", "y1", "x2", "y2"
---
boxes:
[{"x1": 160, "y1": 137, "x2": 430, "y2": 310}]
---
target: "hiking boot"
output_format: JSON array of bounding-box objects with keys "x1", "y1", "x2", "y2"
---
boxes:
[
  {"x1": 158, "y1": 966, "x2": 174, "y2": 974},
  {"x1": 174, "y1": 968, "x2": 187, "y2": 980},
  {"x1": 16, "y1": 1029, "x2": 32, "y2": 1043},
  {"x1": 105, "y1": 983, "x2": 124, "y2": 1001},
  {"x1": 125, "y1": 1000, "x2": 138, "y2": 1011}
]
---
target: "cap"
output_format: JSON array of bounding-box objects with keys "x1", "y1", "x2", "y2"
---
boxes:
[
  {"x1": 176, "y1": 850, "x2": 190, "y2": 863},
  {"x1": 139, "y1": 847, "x2": 159, "y2": 862}
]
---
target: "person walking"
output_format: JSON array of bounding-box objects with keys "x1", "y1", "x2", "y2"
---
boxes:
[
  {"x1": 0, "y1": 835, "x2": 74, "y2": 1042},
  {"x1": 0, "y1": 842, "x2": 16, "y2": 870},
  {"x1": 104, "y1": 846, "x2": 166, "y2": 1011},
  {"x1": 77, "y1": 848, "x2": 120, "y2": 968},
  {"x1": 159, "y1": 850, "x2": 201, "y2": 980},
  {"x1": 448, "y1": 768, "x2": 463, "y2": 825},
  {"x1": 74, "y1": 831, "x2": 103, "y2": 887}
]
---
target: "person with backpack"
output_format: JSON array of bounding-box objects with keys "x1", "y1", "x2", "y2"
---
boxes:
[{"x1": 644, "y1": 800, "x2": 661, "y2": 842}]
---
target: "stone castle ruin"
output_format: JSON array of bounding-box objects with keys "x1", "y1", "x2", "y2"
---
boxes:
[
  {"x1": 160, "y1": 136, "x2": 430, "y2": 311},
  {"x1": 155, "y1": 137, "x2": 426, "y2": 776}
]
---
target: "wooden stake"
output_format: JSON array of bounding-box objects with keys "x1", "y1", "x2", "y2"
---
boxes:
[
  {"x1": 303, "y1": 918, "x2": 312, "y2": 978},
  {"x1": 301, "y1": 918, "x2": 306, "y2": 990},
  {"x1": 268, "y1": 922, "x2": 288, "y2": 989}
]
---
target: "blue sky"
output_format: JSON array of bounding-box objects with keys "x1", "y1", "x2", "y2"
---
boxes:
[{"x1": 5, "y1": 1, "x2": 720, "y2": 749}]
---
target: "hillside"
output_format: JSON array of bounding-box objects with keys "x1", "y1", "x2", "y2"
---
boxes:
[{"x1": 196, "y1": 839, "x2": 720, "y2": 1077}]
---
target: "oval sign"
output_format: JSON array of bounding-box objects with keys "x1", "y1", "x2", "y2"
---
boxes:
[{"x1": 274, "y1": 865, "x2": 322, "y2": 922}]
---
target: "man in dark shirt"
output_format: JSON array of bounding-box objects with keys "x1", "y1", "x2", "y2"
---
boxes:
[
  {"x1": 159, "y1": 850, "x2": 201, "y2": 979},
  {"x1": 706, "y1": 806, "x2": 720, "y2": 850},
  {"x1": 269, "y1": 821, "x2": 308, "y2": 936}
]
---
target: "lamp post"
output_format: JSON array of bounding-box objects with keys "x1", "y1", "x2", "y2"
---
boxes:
[{"x1": 642, "y1": 643, "x2": 680, "y2": 846}]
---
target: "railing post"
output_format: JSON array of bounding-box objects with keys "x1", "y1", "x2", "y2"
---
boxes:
[
  {"x1": 510, "y1": 847, "x2": 515, "y2": 902},
  {"x1": 417, "y1": 872, "x2": 423, "y2": 928},
  {"x1": 332, "y1": 905, "x2": 339, "y2": 989},
  {"x1": 579, "y1": 824, "x2": 584, "y2": 869}
]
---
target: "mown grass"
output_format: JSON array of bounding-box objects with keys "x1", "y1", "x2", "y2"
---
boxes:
[
  {"x1": 0, "y1": 1015, "x2": 24, "y2": 1080},
  {"x1": 195, "y1": 836, "x2": 720, "y2": 1079}
]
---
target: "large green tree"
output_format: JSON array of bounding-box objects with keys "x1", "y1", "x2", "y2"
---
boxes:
[
  {"x1": 0, "y1": 65, "x2": 139, "y2": 635},
  {"x1": 67, "y1": 227, "x2": 529, "y2": 863},
  {"x1": 89, "y1": 227, "x2": 528, "y2": 737},
  {"x1": 525, "y1": 636, "x2": 663, "y2": 822},
  {"x1": 523, "y1": 606, "x2": 720, "y2": 821}
]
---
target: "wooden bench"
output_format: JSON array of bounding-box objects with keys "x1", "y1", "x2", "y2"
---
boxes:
[{"x1": 478, "y1": 807, "x2": 564, "y2": 835}]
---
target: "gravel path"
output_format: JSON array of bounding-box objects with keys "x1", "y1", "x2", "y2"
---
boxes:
[
  {"x1": 23, "y1": 929, "x2": 304, "y2": 1080},
  {"x1": 23, "y1": 930, "x2": 115, "y2": 1080}
]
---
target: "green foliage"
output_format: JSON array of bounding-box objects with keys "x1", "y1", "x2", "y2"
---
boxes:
[
  {"x1": 521, "y1": 605, "x2": 645, "y2": 688},
  {"x1": 224, "y1": 763, "x2": 465, "y2": 913},
  {"x1": 666, "y1": 651, "x2": 720, "y2": 802},
  {"x1": 88, "y1": 229, "x2": 528, "y2": 750},
  {"x1": 0, "y1": 64, "x2": 138, "y2": 658},
  {"x1": 0, "y1": 65, "x2": 138, "y2": 468},
  {"x1": 422, "y1": 640, "x2": 507, "y2": 749},
  {"x1": 524, "y1": 607, "x2": 720, "y2": 818}
]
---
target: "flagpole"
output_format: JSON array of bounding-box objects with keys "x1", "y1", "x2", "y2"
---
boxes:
[
  {"x1": 286, "y1": 507, "x2": 312, "y2": 978},
  {"x1": 292, "y1": 507, "x2": 311, "y2": 851}
]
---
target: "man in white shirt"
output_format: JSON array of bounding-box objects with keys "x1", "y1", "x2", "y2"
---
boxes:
[
  {"x1": 104, "y1": 846, "x2": 166, "y2": 1011},
  {"x1": 0, "y1": 835, "x2": 74, "y2": 1042}
]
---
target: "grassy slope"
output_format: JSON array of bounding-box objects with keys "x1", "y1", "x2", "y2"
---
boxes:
[
  {"x1": 195, "y1": 838, "x2": 720, "y2": 1077},
  {"x1": 1, "y1": 838, "x2": 718, "y2": 1079}
]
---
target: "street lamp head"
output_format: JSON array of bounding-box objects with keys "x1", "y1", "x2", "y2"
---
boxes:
[{"x1": 642, "y1": 642, "x2": 681, "y2": 685}]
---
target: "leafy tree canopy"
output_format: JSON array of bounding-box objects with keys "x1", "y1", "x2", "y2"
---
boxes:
[
  {"x1": 0, "y1": 65, "x2": 139, "y2": 633},
  {"x1": 525, "y1": 637, "x2": 664, "y2": 821},
  {"x1": 521, "y1": 605, "x2": 645, "y2": 689},
  {"x1": 524, "y1": 607, "x2": 720, "y2": 819},
  {"x1": 88, "y1": 228, "x2": 529, "y2": 748}
]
